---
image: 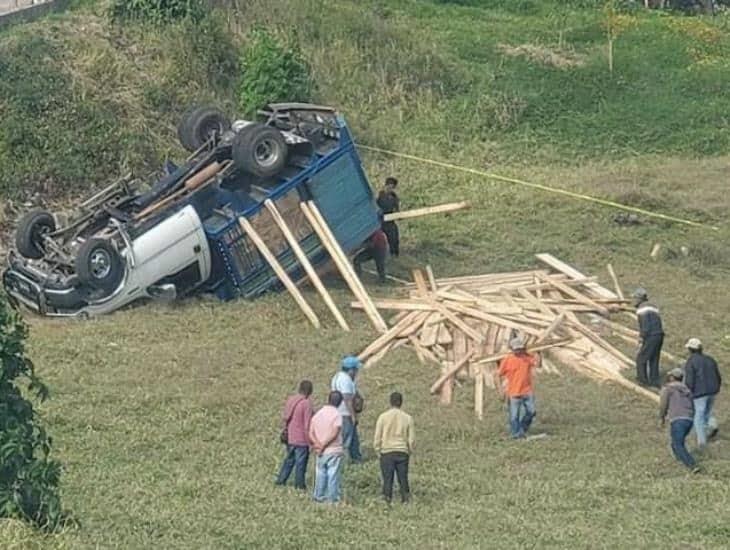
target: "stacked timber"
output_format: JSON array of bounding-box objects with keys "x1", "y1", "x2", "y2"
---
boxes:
[{"x1": 355, "y1": 254, "x2": 659, "y2": 419}]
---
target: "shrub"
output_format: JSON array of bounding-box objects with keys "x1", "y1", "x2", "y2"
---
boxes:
[
  {"x1": 110, "y1": 0, "x2": 204, "y2": 24},
  {"x1": 238, "y1": 29, "x2": 313, "y2": 116},
  {"x1": 0, "y1": 293, "x2": 68, "y2": 530}
]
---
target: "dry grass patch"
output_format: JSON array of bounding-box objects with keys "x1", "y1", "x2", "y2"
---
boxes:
[{"x1": 497, "y1": 43, "x2": 586, "y2": 69}]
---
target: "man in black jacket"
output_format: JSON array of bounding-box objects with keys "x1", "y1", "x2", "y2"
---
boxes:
[
  {"x1": 684, "y1": 337, "x2": 722, "y2": 448},
  {"x1": 377, "y1": 177, "x2": 400, "y2": 257},
  {"x1": 633, "y1": 288, "x2": 664, "y2": 387}
]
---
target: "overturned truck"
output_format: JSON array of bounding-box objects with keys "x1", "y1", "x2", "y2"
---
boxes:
[{"x1": 3, "y1": 103, "x2": 380, "y2": 317}]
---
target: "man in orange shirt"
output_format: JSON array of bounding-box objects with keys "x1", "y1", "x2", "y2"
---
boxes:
[{"x1": 496, "y1": 336, "x2": 541, "y2": 439}]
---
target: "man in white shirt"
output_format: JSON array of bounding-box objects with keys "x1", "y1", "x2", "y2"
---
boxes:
[{"x1": 331, "y1": 355, "x2": 363, "y2": 462}]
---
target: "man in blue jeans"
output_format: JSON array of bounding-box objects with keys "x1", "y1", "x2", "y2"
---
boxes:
[
  {"x1": 275, "y1": 380, "x2": 314, "y2": 490},
  {"x1": 496, "y1": 336, "x2": 541, "y2": 438},
  {"x1": 683, "y1": 337, "x2": 722, "y2": 449},
  {"x1": 659, "y1": 368, "x2": 699, "y2": 472},
  {"x1": 309, "y1": 391, "x2": 345, "y2": 504},
  {"x1": 331, "y1": 355, "x2": 363, "y2": 462}
]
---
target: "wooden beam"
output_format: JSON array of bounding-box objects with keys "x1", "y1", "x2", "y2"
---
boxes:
[
  {"x1": 471, "y1": 339, "x2": 573, "y2": 367},
  {"x1": 430, "y1": 350, "x2": 475, "y2": 394},
  {"x1": 606, "y1": 263, "x2": 625, "y2": 300},
  {"x1": 535, "y1": 311, "x2": 566, "y2": 344},
  {"x1": 535, "y1": 253, "x2": 618, "y2": 300},
  {"x1": 351, "y1": 299, "x2": 434, "y2": 312},
  {"x1": 238, "y1": 217, "x2": 320, "y2": 329},
  {"x1": 301, "y1": 201, "x2": 388, "y2": 333},
  {"x1": 474, "y1": 367, "x2": 484, "y2": 420},
  {"x1": 264, "y1": 199, "x2": 350, "y2": 331},
  {"x1": 425, "y1": 265, "x2": 438, "y2": 292},
  {"x1": 359, "y1": 311, "x2": 420, "y2": 361},
  {"x1": 537, "y1": 273, "x2": 610, "y2": 316},
  {"x1": 383, "y1": 201, "x2": 469, "y2": 222}
]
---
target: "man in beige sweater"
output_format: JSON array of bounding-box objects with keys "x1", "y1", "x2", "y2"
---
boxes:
[{"x1": 373, "y1": 392, "x2": 414, "y2": 503}]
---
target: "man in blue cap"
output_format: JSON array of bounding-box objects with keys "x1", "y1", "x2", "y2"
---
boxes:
[{"x1": 331, "y1": 355, "x2": 364, "y2": 462}]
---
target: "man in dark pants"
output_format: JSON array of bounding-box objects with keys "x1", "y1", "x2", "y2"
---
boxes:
[
  {"x1": 633, "y1": 287, "x2": 664, "y2": 387},
  {"x1": 276, "y1": 380, "x2": 314, "y2": 489},
  {"x1": 374, "y1": 392, "x2": 414, "y2": 504},
  {"x1": 353, "y1": 228, "x2": 388, "y2": 283},
  {"x1": 377, "y1": 177, "x2": 400, "y2": 257}
]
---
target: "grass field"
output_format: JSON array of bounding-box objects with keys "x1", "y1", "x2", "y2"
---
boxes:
[{"x1": 2, "y1": 0, "x2": 730, "y2": 548}]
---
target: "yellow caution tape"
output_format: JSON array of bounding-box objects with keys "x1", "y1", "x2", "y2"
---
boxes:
[{"x1": 357, "y1": 144, "x2": 719, "y2": 231}]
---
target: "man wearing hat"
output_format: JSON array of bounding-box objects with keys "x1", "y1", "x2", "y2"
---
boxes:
[
  {"x1": 683, "y1": 338, "x2": 722, "y2": 448},
  {"x1": 633, "y1": 288, "x2": 664, "y2": 387},
  {"x1": 659, "y1": 367, "x2": 699, "y2": 472},
  {"x1": 496, "y1": 335, "x2": 541, "y2": 439},
  {"x1": 331, "y1": 355, "x2": 364, "y2": 462}
]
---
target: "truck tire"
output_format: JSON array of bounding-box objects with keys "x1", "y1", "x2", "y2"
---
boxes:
[
  {"x1": 232, "y1": 123, "x2": 288, "y2": 178},
  {"x1": 75, "y1": 238, "x2": 124, "y2": 295},
  {"x1": 15, "y1": 210, "x2": 56, "y2": 259},
  {"x1": 177, "y1": 105, "x2": 231, "y2": 152}
]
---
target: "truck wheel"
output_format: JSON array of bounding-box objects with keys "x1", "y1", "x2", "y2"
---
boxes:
[
  {"x1": 177, "y1": 105, "x2": 231, "y2": 152},
  {"x1": 15, "y1": 210, "x2": 56, "y2": 259},
  {"x1": 75, "y1": 238, "x2": 124, "y2": 294},
  {"x1": 232, "y1": 123, "x2": 288, "y2": 178}
]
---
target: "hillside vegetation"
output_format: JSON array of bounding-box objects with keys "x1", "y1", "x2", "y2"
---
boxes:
[
  {"x1": 1, "y1": 0, "x2": 730, "y2": 198},
  {"x1": 1, "y1": 1, "x2": 729, "y2": 548}
]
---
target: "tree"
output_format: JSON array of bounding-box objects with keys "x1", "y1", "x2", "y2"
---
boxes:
[{"x1": 0, "y1": 293, "x2": 67, "y2": 530}]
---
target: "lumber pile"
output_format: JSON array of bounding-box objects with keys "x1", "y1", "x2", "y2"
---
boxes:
[{"x1": 355, "y1": 254, "x2": 659, "y2": 418}]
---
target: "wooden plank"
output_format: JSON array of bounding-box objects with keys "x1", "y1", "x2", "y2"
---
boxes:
[
  {"x1": 537, "y1": 273, "x2": 610, "y2": 316},
  {"x1": 535, "y1": 311, "x2": 566, "y2": 344},
  {"x1": 412, "y1": 269, "x2": 429, "y2": 296},
  {"x1": 238, "y1": 217, "x2": 320, "y2": 329},
  {"x1": 535, "y1": 253, "x2": 618, "y2": 300},
  {"x1": 351, "y1": 299, "x2": 435, "y2": 312},
  {"x1": 397, "y1": 311, "x2": 430, "y2": 338},
  {"x1": 517, "y1": 287, "x2": 553, "y2": 317},
  {"x1": 606, "y1": 263, "x2": 625, "y2": 300},
  {"x1": 443, "y1": 301, "x2": 543, "y2": 337},
  {"x1": 264, "y1": 199, "x2": 350, "y2": 331},
  {"x1": 471, "y1": 338, "x2": 572, "y2": 366},
  {"x1": 420, "y1": 315, "x2": 441, "y2": 347},
  {"x1": 430, "y1": 350, "x2": 475, "y2": 395},
  {"x1": 301, "y1": 201, "x2": 388, "y2": 332},
  {"x1": 565, "y1": 320, "x2": 633, "y2": 368},
  {"x1": 436, "y1": 323, "x2": 453, "y2": 345},
  {"x1": 425, "y1": 265, "x2": 438, "y2": 292},
  {"x1": 384, "y1": 201, "x2": 469, "y2": 222},
  {"x1": 359, "y1": 311, "x2": 420, "y2": 360},
  {"x1": 429, "y1": 300, "x2": 485, "y2": 343},
  {"x1": 474, "y1": 367, "x2": 484, "y2": 420}
]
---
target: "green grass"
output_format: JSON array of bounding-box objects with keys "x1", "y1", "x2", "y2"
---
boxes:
[{"x1": 1, "y1": 0, "x2": 730, "y2": 547}]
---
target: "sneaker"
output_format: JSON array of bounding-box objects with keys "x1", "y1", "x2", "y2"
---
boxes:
[
  {"x1": 708, "y1": 428, "x2": 719, "y2": 441},
  {"x1": 691, "y1": 467, "x2": 702, "y2": 474}
]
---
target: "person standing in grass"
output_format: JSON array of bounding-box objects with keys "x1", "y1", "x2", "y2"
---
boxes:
[
  {"x1": 331, "y1": 356, "x2": 363, "y2": 462},
  {"x1": 683, "y1": 338, "x2": 722, "y2": 449},
  {"x1": 496, "y1": 336, "x2": 541, "y2": 439},
  {"x1": 377, "y1": 176, "x2": 400, "y2": 257},
  {"x1": 659, "y1": 368, "x2": 699, "y2": 473},
  {"x1": 633, "y1": 287, "x2": 664, "y2": 388},
  {"x1": 309, "y1": 391, "x2": 345, "y2": 504},
  {"x1": 275, "y1": 380, "x2": 314, "y2": 490},
  {"x1": 374, "y1": 392, "x2": 414, "y2": 504}
]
